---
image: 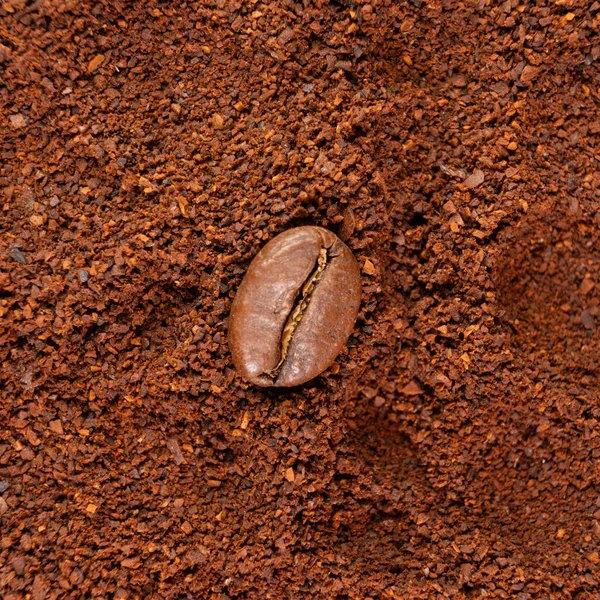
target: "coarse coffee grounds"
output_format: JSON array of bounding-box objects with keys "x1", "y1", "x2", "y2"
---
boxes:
[{"x1": 1, "y1": 1, "x2": 600, "y2": 598}]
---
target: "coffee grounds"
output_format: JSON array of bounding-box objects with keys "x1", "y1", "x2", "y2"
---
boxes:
[{"x1": 1, "y1": 1, "x2": 599, "y2": 598}]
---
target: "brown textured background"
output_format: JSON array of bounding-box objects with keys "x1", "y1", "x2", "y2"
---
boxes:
[{"x1": 1, "y1": 0, "x2": 600, "y2": 598}]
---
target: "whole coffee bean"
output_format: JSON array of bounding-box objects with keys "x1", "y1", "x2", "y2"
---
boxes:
[{"x1": 228, "y1": 226, "x2": 361, "y2": 387}]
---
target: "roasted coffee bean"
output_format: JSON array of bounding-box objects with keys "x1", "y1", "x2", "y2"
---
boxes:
[{"x1": 228, "y1": 226, "x2": 361, "y2": 387}]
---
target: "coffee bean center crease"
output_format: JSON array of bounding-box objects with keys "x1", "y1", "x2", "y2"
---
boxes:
[{"x1": 265, "y1": 246, "x2": 329, "y2": 378}]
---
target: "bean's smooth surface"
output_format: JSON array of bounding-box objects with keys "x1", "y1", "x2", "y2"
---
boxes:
[{"x1": 228, "y1": 226, "x2": 361, "y2": 387}]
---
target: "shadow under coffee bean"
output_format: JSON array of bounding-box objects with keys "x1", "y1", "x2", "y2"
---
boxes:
[{"x1": 228, "y1": 226, "x2": 361, "y2": 387}]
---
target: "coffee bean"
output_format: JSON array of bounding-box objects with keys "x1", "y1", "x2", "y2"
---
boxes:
[{"x1": 228, "y1": 226, "x2": 361, "y2": 387}]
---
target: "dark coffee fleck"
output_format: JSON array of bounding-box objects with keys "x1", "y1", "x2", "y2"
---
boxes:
[
  {"x1": 580, "y1": 309, "x2": 595, "y2": 331},
  {"x1": 9, "y1": 246, "x2": 26, "y2": 264}
]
